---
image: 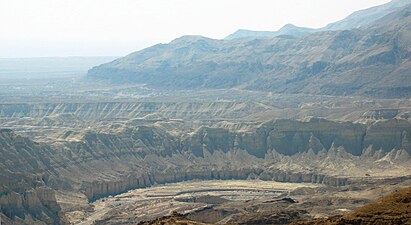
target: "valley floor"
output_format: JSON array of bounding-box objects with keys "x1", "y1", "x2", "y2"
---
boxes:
[{"x1": 58, "y1": 178, "x2": 411, "y2": 225}]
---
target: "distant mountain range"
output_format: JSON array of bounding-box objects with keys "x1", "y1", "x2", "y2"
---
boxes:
[
  {"x1": 225, "y1": 0, "x2": 411, "y2": 39},
  {"x1": 88, "y1": 0, "x2": 411, "y2": 98}
]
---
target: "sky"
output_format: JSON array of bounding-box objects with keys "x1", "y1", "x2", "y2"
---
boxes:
[{"x1": 0, "y1": 0, "x2": 391, "y2": 58}]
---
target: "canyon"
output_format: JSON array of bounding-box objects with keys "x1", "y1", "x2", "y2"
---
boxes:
[
  {"x1": 1, "y1": 56, "x2": 411, "y2": 224},
  {"x1": 1, "y1": 1, "x2": 411, "y2": 224},
  {"x1": 1, "y1": 99, "x2": 410, "y2": 224}
]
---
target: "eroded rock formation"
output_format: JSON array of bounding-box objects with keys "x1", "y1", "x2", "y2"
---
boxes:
[{"x1": 1, "y1": 118, "x2": 410, "y2": 224}]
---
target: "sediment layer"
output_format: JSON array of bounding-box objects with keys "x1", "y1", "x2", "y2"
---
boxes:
[{"x1": 1, "y1": 118, "x2": 410, "y2": 223}]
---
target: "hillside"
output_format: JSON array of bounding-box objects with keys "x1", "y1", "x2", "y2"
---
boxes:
[
  {"x1": 88, "y1": 3, "x2": 411, "y2": 98},
  {"x1": 294, "y1": 187, "x2": 411, "y2": 224}
]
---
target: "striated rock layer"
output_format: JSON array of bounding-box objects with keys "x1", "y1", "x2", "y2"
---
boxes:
[{"x1": 1, "y1": 118, "x2": 411, "y2": 223}]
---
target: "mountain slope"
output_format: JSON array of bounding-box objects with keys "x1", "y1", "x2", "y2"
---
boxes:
[
  {"x1": 88, "y1": 3, "x2": 411, "y2": 98},
  {"x1": 224, "y1": 0, "x2": 411, "y2": 40},
  {"x1": 251, "y1": 4, "x2": 411, "y2": 97},
  {"x1": 324, "y1": 0, "x2": 411, "y2": 31},
  {"x1": 294, "y1": 187, "x2": 411, "y2": 225}
]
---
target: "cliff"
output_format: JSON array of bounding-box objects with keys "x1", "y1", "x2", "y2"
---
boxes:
[
  {"x1": 0, "y1": 130, "x2": 67, "y2": 224},
  {"x1": 1, "y1": 118, "x2": 411, "y2": 223}
]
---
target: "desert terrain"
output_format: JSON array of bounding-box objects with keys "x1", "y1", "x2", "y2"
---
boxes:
[{"x1": 1, "y1": 1, "x2": 411, "y2": 224}]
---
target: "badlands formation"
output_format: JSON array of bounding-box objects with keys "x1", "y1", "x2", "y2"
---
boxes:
[
  {"x1": 1, "y1": 0, "x2": 411, "y2": 224},
  {"x1": 1, "y1": 92, "x2": 410, "y2": 224}
]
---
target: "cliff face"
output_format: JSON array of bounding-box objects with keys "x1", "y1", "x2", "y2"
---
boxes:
[
  {"x1": 251, "y1": 118, "x2": 366, "y2": 156},
  {"x1": 364, "y1": 119, "x2": 411, "y2": 152},
  {"x1": 0, "y1": 187, "x2": 64, "y2": 225},
  {"x1": 1, "y1": 118, "x2": 411, "y2": 223},
  {"x1": 59, "y1": 118, "x2": 411, "y2": 201},
  {"x1": 0, "y1": 130, "x2": 66, "y2": 224},
  {"x1": 185, "y1": 118, "x2": 411, "y2": 157}
]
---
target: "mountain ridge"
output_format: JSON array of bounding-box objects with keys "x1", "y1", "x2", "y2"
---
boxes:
[
  {"x1": 225, "y1": 23, "x2": 316, "y2": 40},
  {"x1": 88, "y1": 3, "x2": 411, "y2": 98},
  {"x1": 225, "y1": 0, "x2": 411, "y2": 40}
]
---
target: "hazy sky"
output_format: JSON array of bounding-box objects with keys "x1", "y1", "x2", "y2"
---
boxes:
[{"x1": 0, "y1": 0, "x2": 390, "y2": 57}]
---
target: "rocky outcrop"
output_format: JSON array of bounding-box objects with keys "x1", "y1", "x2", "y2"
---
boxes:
[
  {"x1": 0, "y1": 131, "x2": 67, "y2": 224},
  {"x1": 185, "y1": 118, "x2": 411, "y2": 157},
  {"x1": 0, "y1": 187, "x2": 64, "y2": 225},
  {"x1": 258, "y1": 118, "x2": 366, "y2": 156},
  {"x1": 364, "y1": 119, "x2": 411, "y2": 153}
]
